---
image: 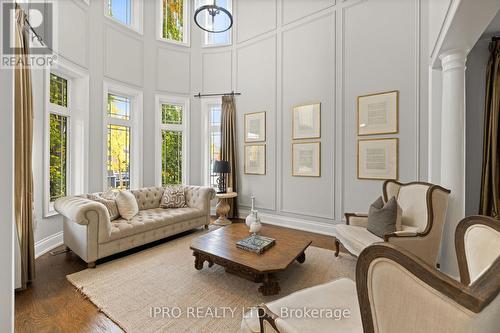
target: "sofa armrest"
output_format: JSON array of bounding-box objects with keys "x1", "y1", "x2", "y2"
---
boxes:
[
  {"x1": 54, "y1": 196, "x2": 112, "y2": 243},
  {"x1": 184, "y1": 186, "x2": 216, "y2": 213},
  {"x1": 345, "y1": 213, "x2": 369, "y2": 228}
]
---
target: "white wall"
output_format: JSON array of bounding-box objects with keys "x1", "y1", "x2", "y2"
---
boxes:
[
  {"x1": 191, "y1": 0, "x2": 430, "y2": 234},
  {"x1": 0, "y1": 0, "x2": 15, "y2": 328},
  {"x1": 32, "y1": 0, "x2": 192, "y2": 254},
  {"x1": 465, "y1": 37, "x2": 490, "y2": 216}
]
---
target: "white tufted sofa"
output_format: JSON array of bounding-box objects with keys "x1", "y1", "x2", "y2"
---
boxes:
[{"x1": 55, "y1": 186, "x2": 215, "y2": 267}]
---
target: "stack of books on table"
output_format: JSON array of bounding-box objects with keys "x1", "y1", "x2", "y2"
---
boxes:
[{"x1": 236, "y1": 235, "x2": 276, "y2": 254}]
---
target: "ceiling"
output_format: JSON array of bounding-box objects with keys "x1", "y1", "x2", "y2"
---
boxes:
[{"x1": 483, "y1": 9, "x2": 500, "y2": 35}]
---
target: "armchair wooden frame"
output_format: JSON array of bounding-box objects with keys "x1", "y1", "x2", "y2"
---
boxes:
[{"x1": 257, "y1": 216, "x2": 500, "y2": 333}]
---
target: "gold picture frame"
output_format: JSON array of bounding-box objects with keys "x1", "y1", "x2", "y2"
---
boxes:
[
  {"x1": 292, "y1": 141, "x2": 321, "y2": 177},
  {"x1": 244, "y1": 144, "x2": 266, "y2": 175},
  {"x1": 357, "y1": 90, "x2": 399, "y2": 136},
  {"x1": 244, "y1": 111, "x2": 266, "y2": 143},
  {"x1": 357, "y1": 138, "x2": 398, "y2": 180},
  {"x1": 292, "y1": 103, "x2": 321, "y2": 140}
]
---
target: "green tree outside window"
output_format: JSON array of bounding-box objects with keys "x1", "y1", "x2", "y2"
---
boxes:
[{"x1": 163, "y1": 0, "x2": 184, "y2": 41}]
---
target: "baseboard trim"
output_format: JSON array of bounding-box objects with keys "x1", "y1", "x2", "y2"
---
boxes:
[
  {"x1": 35, "y1": 231, "x2": 63, "y2": 258},
  {"x1": 238, "y1": 208, "x2": 339, "y2": 236}
]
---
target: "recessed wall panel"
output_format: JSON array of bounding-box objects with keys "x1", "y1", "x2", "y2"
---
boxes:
[
  {"x1": 237, "y1": 0, "x2": 277, "y2": 42},
  {"x1": 157, "y1": 47, "x2": 190, "y2": 94},
  {"x1": 58, "y1": 0, "x2": 88, "y2": 67},
  {"x1": 283, "y1": 0, "x2": 335, "y2": 25},
  {"x1": 236, "y1": 36, "x2": 276, "y2": 211},
  {"x1": 202, "y1": 51, "x2": 232, "y2": 94},
  {"x1": 281, "y1": 14, "x2": 335, "y2": 219},
  {"x1": 343, "y1": 0, "x2": 417, "y2": 213},
  {"x1": 104, "y1": 26, "x2": 143, "y2": 86}
]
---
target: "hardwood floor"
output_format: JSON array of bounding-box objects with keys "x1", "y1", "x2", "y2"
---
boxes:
[{"x1": 15, "y1": 219, "x2": 338, "y2": 333}]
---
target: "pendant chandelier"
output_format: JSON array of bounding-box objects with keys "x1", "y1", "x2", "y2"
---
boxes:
[{"x1": 194, "y1": 1, "x2": 233, "y2": 33}]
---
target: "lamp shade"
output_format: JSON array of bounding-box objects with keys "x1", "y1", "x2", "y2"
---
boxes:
[{"x1": 213, "y1": 160, "x2": 231, "y2": 173}]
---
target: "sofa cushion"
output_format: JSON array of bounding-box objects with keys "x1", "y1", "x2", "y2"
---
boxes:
[
  {"x1": 130, "y1": 187, "x2": 164, "y2": 210},
  {"x1": 240, "y1": 278, "x2": 362, "y2": 333},
  {"x1": 367, "y1": 196, "x2": 402, "y2": 238},
  {"x1": 332, "y1": 224, "x2": 383, "y2": 257},
  {"x1": 160, "y1": 186, "x2": 187, "y2": 208},
  {"x1": 116, "y1": 191, "x2": 139, "y2": 220},
  {"x1": 105, "y1": 207, "x2": 205, "y2": 242}
]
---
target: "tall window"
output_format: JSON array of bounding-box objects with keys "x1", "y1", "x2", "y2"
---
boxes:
[
  {"x1": 203, "y1": 101, "x2": 222, "y2": 188},
  {"x1": 107, "y1": 0, "x2": 131, "y2": 25},
  {"x1": 105, "y1": 0, "x2": 143, "y2": 33},
  {"x1": 156, "y1": 96, "x2": 189, "y2": 186},
  {"x1": 106, "y1": 94, "x2": 131, "y2": 190},
  {"x1": 196, "y1": 0, "x2": 232, "y2": 46},
  {"x1": 160, "y1": 0, "x2": 189, "y2": 44},
  {"x1": 48, "y1": 73, "x2": 70, "y2": 208}
]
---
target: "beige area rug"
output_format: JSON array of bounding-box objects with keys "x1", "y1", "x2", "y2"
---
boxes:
[{"x1": 67, "y1": 229, "x2": 356, "y2": 333}]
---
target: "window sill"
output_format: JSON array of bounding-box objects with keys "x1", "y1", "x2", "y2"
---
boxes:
[
  {"x1": 202, "y1": 42, "x2": 232, "y2": 49},
  {"x1": 104, "y1": 15, "x2": 144, "y2": 36},
  {"x1": 43, "y1": 209, "x2": 60, "y2": 219},
  {"x1": 157, "y1": 37, "x2": 191, "y2": 48}
]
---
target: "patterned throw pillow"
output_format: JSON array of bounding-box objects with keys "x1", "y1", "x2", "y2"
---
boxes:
[
  {"x1": 88, "y1": 191, "x2": 120, "y2": 221},
  {"x1": 160, "y1": 186, "x2": 187, "y2": 208}
]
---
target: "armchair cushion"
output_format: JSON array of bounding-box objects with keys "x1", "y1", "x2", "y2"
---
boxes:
[
  {"x1": 332, "y1": 225, "x2": 382, "y2": 257},
  {"x1": 240, "y1": 278, "x2": 362, "y2": 333},
  {"x1": 367, "y1": 196, "x2": 402, "y2": 237}
]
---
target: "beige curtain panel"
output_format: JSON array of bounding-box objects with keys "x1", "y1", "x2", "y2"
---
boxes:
[
  {"x1": 221, "y1": 96, "x2": 238, "y2": 218},
  {"x1": 14, "y1": 5, "x2": 36, "y2": 288},
  {"x1": 480, "y1": 40, "x2": 500, "y2": 219}
]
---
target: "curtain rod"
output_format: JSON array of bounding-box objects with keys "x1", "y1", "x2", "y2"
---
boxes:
[
  {"x1": 15, "y1": 3, "x2": 45, "y2": 46},
  {"x1": 194, "y1": 91, "x2": 241, "y2": 98}
]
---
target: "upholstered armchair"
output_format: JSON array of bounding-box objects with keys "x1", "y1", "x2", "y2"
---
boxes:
[
  {"x1": 239, "y1": 215, "x2": 500, "y2": 333},
  {"x1": 334, "y1": 180, "x2": 450, "y2": 267}
]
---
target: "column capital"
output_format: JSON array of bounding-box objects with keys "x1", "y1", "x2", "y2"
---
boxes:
[{"x1": 439, "y1": 49, "x2": 467, "y2": 72}]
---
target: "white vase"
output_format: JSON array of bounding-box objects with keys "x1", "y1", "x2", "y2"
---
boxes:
[
  {"x1": 245, "y1": 196, "x2": 256, "y2": 227},
  {"x1": 249, "y1": 215, "x2": 262, "y2": 234}
]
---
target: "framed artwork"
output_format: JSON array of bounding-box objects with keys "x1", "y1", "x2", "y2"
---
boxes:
[
  {"x1": 357, "y1": 138, "x2": 398, "y2": 180},
  {"x1": 357, "y1": 90, "x2": 399, "y2": 136},
  {"x1": 244, "y1": 111, "x2": 266, "y2": 143},
  {"x1": 292, "y1": 142, "x2": 321, "y2": 177},
  {"x1": 244, "y1": 144, "x2": 266, "y2": 175},
  {"x1": 292, "y1": 103, "x2": 321, "y2": 140}
]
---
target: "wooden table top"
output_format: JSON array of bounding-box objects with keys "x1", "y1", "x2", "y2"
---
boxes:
[
  {"x1": 190, "y1": 223, "x2": 312, "y2": 273},
  {"x1": 215, "y1": 192, "x2": 238, "y2": 199}
]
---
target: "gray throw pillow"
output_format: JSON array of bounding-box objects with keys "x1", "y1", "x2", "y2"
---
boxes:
[{"x1": 367, "y1": 196, "x2": 402, "y2": 238}]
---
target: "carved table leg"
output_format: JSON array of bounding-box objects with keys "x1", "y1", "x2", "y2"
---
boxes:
[
  {"x1": 193, "y1": 252, "x2": 205, "y2": 270},
  {"x1": 213, "y1": 198, "x2": 232, "y2": 226},
  {"x1": 296, "y1": 252, "x2": 306, "y2": 264},
  {"x1": 258, "y1": 274, "x2": 281, "y2": 296}
]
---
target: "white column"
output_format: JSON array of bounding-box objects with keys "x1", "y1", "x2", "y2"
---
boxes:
[{"x1": 439, "y1": 49, "x2": 467, "y2": 278}]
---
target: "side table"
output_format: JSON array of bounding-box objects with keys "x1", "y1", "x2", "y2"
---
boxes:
[{"x1": 213, "y1": 192, "x2": 238, "y2": 226}]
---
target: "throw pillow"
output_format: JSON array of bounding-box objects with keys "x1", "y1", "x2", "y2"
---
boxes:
[
  {"x1": 87, "y1": 193, "x2": 120, "y2": 221},
  {"x1": 160, "y1": 186, "x2": 187, "y2": 208},
  {"x1": 115, "y1": 190, "x2": 139, "y2": 220},
  {"x1": 367, "y1": 196, "x2": 402, "y2": 238}
]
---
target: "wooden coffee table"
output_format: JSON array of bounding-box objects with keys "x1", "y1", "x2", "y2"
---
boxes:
[{"x1": 190, "y1": 223, "x2": 312, "y2": 296}]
